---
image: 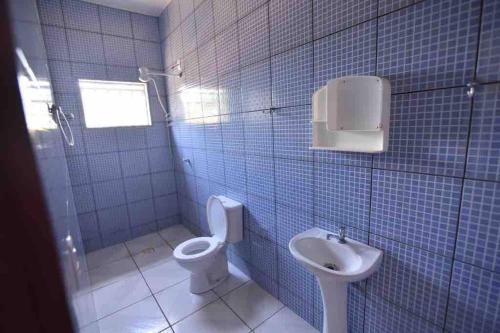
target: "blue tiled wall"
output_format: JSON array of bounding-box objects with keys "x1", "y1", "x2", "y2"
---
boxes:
[
  {"x1": 37, "y1": 0, "x2": 179, "y2": 252},
  {"x1": 162, "y1": 0, "x2": 500, "y2": 332},
  {"x1": 9, "y1": 0, "x2": 86, "y2": 261},
  {"x1": 8, "y1": 0, "x2": 99, "y2": 328}
]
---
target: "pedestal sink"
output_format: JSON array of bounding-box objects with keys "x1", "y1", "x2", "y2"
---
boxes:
[{"x1": 289, "y1": 228, "x2": 383, "y2": 333}]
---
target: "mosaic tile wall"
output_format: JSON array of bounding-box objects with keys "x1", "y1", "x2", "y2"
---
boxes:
[
  {"x1": 37, "y1": 0, "x2": 179, "y2": 252},
  {"x1": 162, "y1": 0, "x2": 500, "y2": 332},
  {"x1": 9, "y1": 0, "x2": 101, "y2": 327}
]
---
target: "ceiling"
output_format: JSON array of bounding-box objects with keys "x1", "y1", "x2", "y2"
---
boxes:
[{"x1": 81, "y1": 0, "x2": 172, "y2": 16}]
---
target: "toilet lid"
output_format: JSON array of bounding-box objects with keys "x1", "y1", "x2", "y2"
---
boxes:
[{"x1": 207, "y1": 196, "x2": 228, "y2": 242}]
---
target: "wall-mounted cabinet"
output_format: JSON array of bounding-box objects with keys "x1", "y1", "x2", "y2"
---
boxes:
[{"x1": 311, "y1": 76, "x2": 391, "y2": 153}]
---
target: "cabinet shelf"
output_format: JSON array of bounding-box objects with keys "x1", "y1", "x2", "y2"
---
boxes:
[{"x1": 311, "y1": 76, "x2": 391, "y2": 153}]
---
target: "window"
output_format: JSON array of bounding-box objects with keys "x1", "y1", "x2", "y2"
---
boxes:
[{"x1": 78, "y1": 79, "x2": 151, "y2": 128}]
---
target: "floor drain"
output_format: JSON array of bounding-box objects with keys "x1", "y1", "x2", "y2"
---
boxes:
[
  {"x1": 141, "y1": 247, "x2": 156, "y2": 254},
  {"x1": 323, "y1": 263, "x2": 338, "y2": 271}
]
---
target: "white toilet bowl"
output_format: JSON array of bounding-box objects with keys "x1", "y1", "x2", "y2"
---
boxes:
[{"x1": 173, "y1": 195, "x2": 243, "y2": 294}]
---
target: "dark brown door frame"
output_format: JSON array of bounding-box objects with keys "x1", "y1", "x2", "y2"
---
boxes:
[{"x1": 0, "y1": 1, "x2": 75, "y2": 332}]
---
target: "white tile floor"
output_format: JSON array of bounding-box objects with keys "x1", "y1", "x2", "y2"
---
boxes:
[{"x1": 79, "y1": 225, "x2": 318, "y2": 333}]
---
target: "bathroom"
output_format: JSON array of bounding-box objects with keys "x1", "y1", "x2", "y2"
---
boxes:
[{"x1": 2, "y1": 0, "x2": 499, "y2": 332}]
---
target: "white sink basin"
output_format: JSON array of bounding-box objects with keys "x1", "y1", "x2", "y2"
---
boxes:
[
  {"x1": 289, "y1": 227, "x2": 382, "y2": 282},
  {"x1": 289, "y1": 227, "x2": 383, "y2": 333}
]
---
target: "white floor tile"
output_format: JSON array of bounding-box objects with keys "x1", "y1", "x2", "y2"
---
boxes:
[
  {"x1": 222, "y1": 281, "x2": 284, "y2": 329},
  {"x1": 86, "y1": 243, "x2": 129, "y2": 270},
  {"x1": 132, "y1": 245, "x2": 174, "y2": 271},
  {"x1": 159, "y1": 224, "x2": 196, "y2": 248},
  {"x1": 89, "y1": 257, "x2": 138, "y2": 289},
  {"x1": 79, "y1": 322, "x2": 99, "y2": 333},
  {"x1": 83, "y1": 233, "x2": 315, "y2": 333},
  {"x1": 212, "y1": 263, "x2": 250, "y2": 297},
  {"x1": 72, "y1": 289, "x2": 98, "y2": 328},
  {"x1": 254, "y1": 307, "x2": 318, "y2": 333},
  {"x1": 142, "y1": 258, "x2": 190, "y2": 293},
  {"x1": 173, "y1": 300, "x2": 249, "y2": 333},
  {"x1": 94, "y1": 296, "x2": 169, "y2": 333},
  {"x1": 125, "y1": 232, "x2": 168, "y2": 255},
  {"x1": 93, "y1": 273, "x2": 151, "y2": 319},
  {"x1": 156, "y1": 279, "x2": 219, "y2": 324}
]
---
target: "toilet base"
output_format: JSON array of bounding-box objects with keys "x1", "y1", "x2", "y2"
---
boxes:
[{"x1": 189, "y1": 252, "x2": 229, "y2": 294}]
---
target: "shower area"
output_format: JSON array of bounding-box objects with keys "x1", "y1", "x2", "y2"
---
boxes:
[
  {"x1": 34, "y1": 1, "x2": 179, "y2": 252},
  {"x1": 7, "y1": 0, "x2": 180, "y2": 331}
]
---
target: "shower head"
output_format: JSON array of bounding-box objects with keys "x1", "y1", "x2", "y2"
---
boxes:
[
  {"x1": 138, "y1": 61, "x2": 182, "y2": 83},
  {"x1": 138, "y1": 67, "x2": 151, "y2": 82}
]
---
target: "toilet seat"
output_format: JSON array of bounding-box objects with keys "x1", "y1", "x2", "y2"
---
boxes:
[{"x1": 174, "y1": 237, "x2": 222, "y2": 263}]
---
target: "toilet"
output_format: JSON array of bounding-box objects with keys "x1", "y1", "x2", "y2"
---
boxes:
[{"x1": 173, "y1": 195, "x2": 243, "y2": 294}]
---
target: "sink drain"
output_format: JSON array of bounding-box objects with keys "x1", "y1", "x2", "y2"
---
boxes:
[
  {"x1": 323, "y1": 263, "x2": 339, "y2": 271},
  {"x1": 140, "y1": 247, "x2": 156, "y2": 255}
]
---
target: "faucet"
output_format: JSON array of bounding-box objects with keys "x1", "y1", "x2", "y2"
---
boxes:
[{"x1": 326, "y1": 226, "x2": 347, "y2": 244}]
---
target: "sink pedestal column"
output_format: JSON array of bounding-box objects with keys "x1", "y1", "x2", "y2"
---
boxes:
[{"x1": 317, "y1": 278, "x2": 347, "y2": 333}]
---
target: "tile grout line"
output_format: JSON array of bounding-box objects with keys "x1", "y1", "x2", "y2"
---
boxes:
[
  {"x1": 170, "y1": 77, "x2": 500, "y2": 124},
  {"x1": 91, "y1": 229, "x2": 313, "y2": 332},
  {"x1": 163, "y1": 275, "x2": 254, "y2": 333},
  {"x1": 82, "y1": 294, "x2": 153, "y2": 329},
  {"x1": 162, "y1": 1, "x2": 432, "y2": 95},
  {"x1": 217, "y1": 279, "x2": 286, "y2": 332},
  {"x1": 169, "y1": 78, "x2": 491, "y2": 121},
  {"x1": 442, "y1": 0, "x2": 486, "y2": 330},
  {"x1": 364, "y1": 290, "x2": 445, "y2": 330},
  {"x1": 39, "y1": 21, "x2": 162, "y2": 44},
  {"x1": 127, "y1": 5, "x2": 161, "y2": 235},
  {"x1": 170, "y1": 76, "x2": 500, "y2": 122},
  {"x1": 251, "y1": 306, "x2": 297, "y2": 332},
  {"x1": 128, "y1": 227, "x2": 226, "y2": 330},
  {"x1": 44, "y1": 1, "x2": 172, "y2": 247},
  {"x1": 271, "y1": 219, "x2": 500, "y2": 276},
  {"x1": 163, "y1": 0, "x2": 421, "y2": 48},
  {"x1": 363, "y1": 0, "x2": 381, "y2": 329},
  {"x1": 56, "y1": 0, "x2": 106, "y2": 249},
  {"x1": 89, "y1": 233, "x2": 214, "y2": 330},
  {"x1": 161, "y1": 255, "x2": 255, "y2": 331},
  {"x1": 309, "y1": 0, "x2": 322, "y2": 328},
  {"x1": 218, "y1": 293, "x2": 254, "y2": 331},
  {"x1": 114, "y1": 125, "x2": 135, "y2": 239},
  {"x1": 43, "y1": 1, "x2": 500, "y2": 330},
  {"x1": 152, "y1": 261, "x2": 245, "y2": 330},
  {"x1": 159, "y1": 0, "x2": 496, "y2": 332},
  {"x1": 81, "y1": 242, "x2": 163, "y2": 328},
  {"x1": 88, "y1": 232, "x2": 187, "y2": 331},
  {"x1": 123, "y1": 239, "x2": 176, "y2": 332},
  {"x1": 263, "y1": 0, "x2": 282, "y2": 309},
  {"x1": 164, "y1": 15, "x2": 182, "y2": 233}
]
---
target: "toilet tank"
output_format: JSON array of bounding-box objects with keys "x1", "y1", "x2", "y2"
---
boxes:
[{"x1": 216, "y1": 195, "x2": 243, "y2": 243}]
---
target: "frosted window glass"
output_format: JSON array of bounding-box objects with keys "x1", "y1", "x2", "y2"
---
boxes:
[{"x1": 79, "y1": 79, "x2": 151, "y2": 128}]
